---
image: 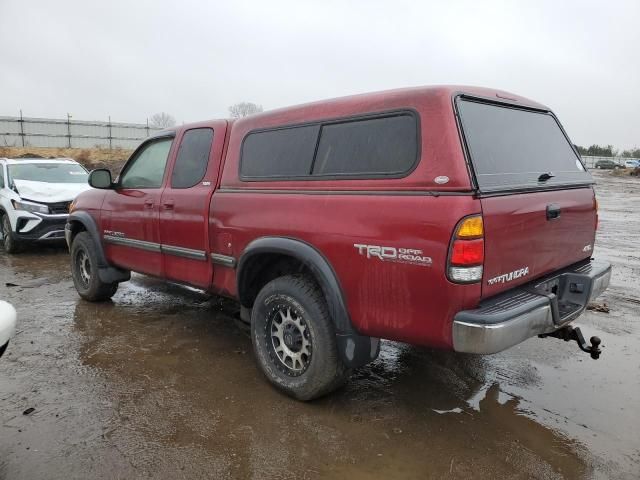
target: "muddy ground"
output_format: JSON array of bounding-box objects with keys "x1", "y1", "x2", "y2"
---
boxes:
[{"x1": 1, "y1": 170, "x2": 638, "y2": 479}]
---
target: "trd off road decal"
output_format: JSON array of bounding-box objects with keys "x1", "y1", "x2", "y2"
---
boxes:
[
  {"x1": 354, "y1": 244, "x2": 432, "y2": 267},
  {"x1": 487, "y1": 267, "x2": 529, "y2": 285},
  {"x1": 103, "y1": 230, "x2": 125, "y2": 238}
]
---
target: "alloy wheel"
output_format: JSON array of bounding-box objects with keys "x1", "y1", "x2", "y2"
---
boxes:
[
  {"x1": 77, "y1": 250, "x2": 91, "y2": 287},
  {"x1": 268, "y1": 305, "x2": 312, "y2": 375}
]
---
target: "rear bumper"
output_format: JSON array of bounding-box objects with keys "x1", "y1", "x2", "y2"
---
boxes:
[{"x1": 452, "y1": 259, "x2": 611, "y2": 354}]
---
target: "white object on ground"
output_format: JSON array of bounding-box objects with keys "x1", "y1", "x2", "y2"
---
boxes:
[{"x1": 0, "y1": 300, "x2": 17, "y2": 354}]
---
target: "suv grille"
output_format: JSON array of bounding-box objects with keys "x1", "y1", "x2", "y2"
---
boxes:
[{"x1": 45, "y1": 201, "x2": 71, "y2": 214}]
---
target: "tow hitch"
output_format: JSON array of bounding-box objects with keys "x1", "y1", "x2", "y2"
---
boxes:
[{"x1": 539, "y1": 326, "x2": 602, "y2": 359}]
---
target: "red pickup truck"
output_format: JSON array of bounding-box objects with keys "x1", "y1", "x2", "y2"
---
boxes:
[{"x1": 66, "y1": 86, "x2": 611, "y2": 400}]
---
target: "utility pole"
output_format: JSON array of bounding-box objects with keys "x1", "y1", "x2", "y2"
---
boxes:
[{"x1": 108, "y1": 115, "x2": 112, "y2": 150}]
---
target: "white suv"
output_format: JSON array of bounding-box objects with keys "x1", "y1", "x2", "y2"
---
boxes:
[{"x1": 0, "y1": 158, "x2": 91, "y2": 253}]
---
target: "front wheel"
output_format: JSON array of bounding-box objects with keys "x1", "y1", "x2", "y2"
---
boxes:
[
  {"x1": 251, "y1": 274, "x2": 350, "y2": 401},
  {"x1": 1, "y1": 214, "x2": 21, "y2": 254},
  {"x1": 71, "y1": 232, "x2": 118, "y2": 301}
]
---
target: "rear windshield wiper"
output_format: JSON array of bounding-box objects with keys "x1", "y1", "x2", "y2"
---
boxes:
[{"x1": 538, "y1": 172, "x2": 555, "y2": 182}]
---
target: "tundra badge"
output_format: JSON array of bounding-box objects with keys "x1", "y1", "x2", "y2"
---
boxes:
[{"x1": 487, "y1": 267, "x2": 529, "y2": 285}]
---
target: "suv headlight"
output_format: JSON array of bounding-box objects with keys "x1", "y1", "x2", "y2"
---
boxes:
[{"x1": 11, "y1": 200, "x2": 50, "y2": 215}]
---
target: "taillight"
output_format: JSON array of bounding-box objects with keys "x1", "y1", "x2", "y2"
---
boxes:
[
  {"x1": 451, "y1": 238, "x2": 484, "y2": 264},
  {"x1": 447, "y1": 215, "x2": 484, "y2": 283},
  {"x1": 594, "y1": 196, "x2": 599, "y2": 231}
]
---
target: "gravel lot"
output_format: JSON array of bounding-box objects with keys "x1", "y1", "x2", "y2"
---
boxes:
[{"x1": 1, "y1": 170, "x2": 638, "y2": 479}]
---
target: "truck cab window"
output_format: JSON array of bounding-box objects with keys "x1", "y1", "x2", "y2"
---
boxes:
[
  {"x1": 120, "y1": 138, "x2": 173, "y2": 189},
  {"x1": 171, "y1": 128, "x2": 214, "y2": 188}
]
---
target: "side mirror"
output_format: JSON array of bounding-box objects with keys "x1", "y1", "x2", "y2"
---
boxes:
[{"x1": 88, "y1": 169, "x2": 113, "y2": 189}]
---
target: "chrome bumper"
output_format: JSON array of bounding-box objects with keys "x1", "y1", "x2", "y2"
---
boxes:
[{"x1": 453, "y1": 259, "x2": 612, "y2": 354}]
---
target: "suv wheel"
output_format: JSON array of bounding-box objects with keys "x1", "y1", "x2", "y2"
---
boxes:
[
  {"x1": 1, "y1": 214, "x2": 21, "y2": 254},
  {"x1": 251, "y1": 274, "x2": 349, "y2": 401},
  {"x1": 71, "y1": 232, "x2": 118, "y2": 301}
]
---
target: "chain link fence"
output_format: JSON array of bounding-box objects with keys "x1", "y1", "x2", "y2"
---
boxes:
[
  {"x1": 0, "y1": 113, "x2": 163, "y2": 150},
  {"x1": 2, "y1": 116, "x2": 636, "y2": 169}
]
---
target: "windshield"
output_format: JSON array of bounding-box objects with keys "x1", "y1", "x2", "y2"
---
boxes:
[
  {"x1": 457, "y1": 99, "x2": 592, "y2": 192},
  {"x1": 8, "y1": 163, "x2": 89, "y2": 184}
]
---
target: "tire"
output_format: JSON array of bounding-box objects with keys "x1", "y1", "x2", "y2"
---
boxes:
[
  {"x1": 251, "y1": 274, "x2": 350, "y2": 401},
  {"x1": 1, "y1": 214, "x2": 21, "y2": 254},
  {"x1": 71, "y1": 232, "x2": 118, "y2": 301}
]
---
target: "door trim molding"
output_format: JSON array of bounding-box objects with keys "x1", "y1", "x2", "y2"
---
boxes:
[
  {"x1": 103, "y1": 235, "x2": 206, "y2": 261},
  {"x1": 103, "y1": 235, "x2": 161, "y2": 253},
  {"x1": 210, "y1": 253, "x2": 237, "y2": 268},
  {"x1": 161, "y1": 244, "x2": 207, "y2": 261}
]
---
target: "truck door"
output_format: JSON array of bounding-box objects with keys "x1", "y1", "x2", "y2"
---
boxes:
[
  {"x1": 159, "y1": 122, "x2": 227, "y2": 288},
  {"x1": 102, "y1": 135, "x2": 175, "y2": 277}
]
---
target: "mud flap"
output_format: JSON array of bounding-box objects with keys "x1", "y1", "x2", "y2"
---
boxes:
[
  {"x1": 98, "y1": 267, "x2": 131, "y2": 284},
  {"x1": 336, "y1": 333, "x2": 380, "y2": 368}
]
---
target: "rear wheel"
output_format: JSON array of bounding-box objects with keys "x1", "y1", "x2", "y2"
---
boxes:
[
  {"x1": 251, "y1": 274, "x2": 349, "y2": 401},
  {"x1": 71, "y1": 232, "x2": 118, "y2": 301},
  {"x1": 1, "y1": 214, "x2": 21, "y2": 254}
]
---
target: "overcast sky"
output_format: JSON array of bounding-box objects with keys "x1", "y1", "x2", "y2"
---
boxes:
[{"x1": 1, "y1": 0, "x2": 638, "y2": 149}]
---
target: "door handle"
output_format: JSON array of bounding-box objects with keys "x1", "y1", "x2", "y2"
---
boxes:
[
  {"x1": 546, "y1": 204, "x2": 561, "y2": 220},
  {"x1": 162, "y1": 201, "x2": 174, "y2": 210},
  {"x1": 144, "y1": 200, "x2": 154, "y2": 209}
]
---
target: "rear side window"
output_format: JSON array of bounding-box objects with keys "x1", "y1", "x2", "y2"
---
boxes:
[
  {"x1": 458, "y1": 99, "x2": 591, "y2": 191},
  {"x1": 171, "y1": 128, "x2": 214, "y2": 188},
  {"x1": 241, "y1": 125, "x2": 319, "y2": 178},
  {"x1": 0, "y1": 166, "x2": 4, "y2": 188},
  {"x1": 313, "y1": 115, "x2": 417, "y2": 176},
  {"x1": 240, "y1": 111, "x2": 418, "y2": 180}
]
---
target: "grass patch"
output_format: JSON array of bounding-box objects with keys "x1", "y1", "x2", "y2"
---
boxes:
[{"x1": 0, "y1": 146, "x2": 132, "y2": 173}]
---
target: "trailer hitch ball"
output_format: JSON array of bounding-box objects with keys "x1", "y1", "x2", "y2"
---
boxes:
[
  {"x1": 589, "y1": 336, "x2": 602, "y2": 356},
  {"x1": 539, "y1": 326, "x2": 603, "y2": 359}
]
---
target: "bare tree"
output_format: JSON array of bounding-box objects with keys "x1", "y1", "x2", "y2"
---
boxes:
[
  {"x1": 149, "y1": 112, "x2": 176, "y2": 128},
  {"x1": 228, "y1": 102, "x2": 263, "y2": 118}
]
